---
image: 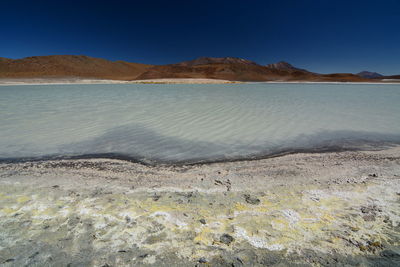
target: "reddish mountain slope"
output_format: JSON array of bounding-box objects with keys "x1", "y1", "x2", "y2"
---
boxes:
[
  {"x1": 0, "y1": 55, "x2": 153, "y2": 80},
  {"x1": 136, "y1": 58, "x2": 371, "y2": 82}
]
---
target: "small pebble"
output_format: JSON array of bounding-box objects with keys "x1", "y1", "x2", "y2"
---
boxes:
[
  {"x1": 220, "y1": 234, "x2": 234, "y2": 245},
  {"x1": 199, "y1": 257, "x2": 207, "y2": 263}
]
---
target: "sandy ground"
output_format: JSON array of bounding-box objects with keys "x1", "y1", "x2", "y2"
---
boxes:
[{"x1": 1, "y1": 147, "x2": 400, "y2": 266}]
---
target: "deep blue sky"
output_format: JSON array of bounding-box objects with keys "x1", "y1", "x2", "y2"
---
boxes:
[{"x1": 1, "y1": 0, "x2": 399, "y2": 74}]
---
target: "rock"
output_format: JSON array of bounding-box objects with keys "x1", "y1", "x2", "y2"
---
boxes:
[
  {"x1": 4, "y1": 259, "x2": 15, "y2": 263},
  {"x1": 199, "y1": 219, "x2": 206, "y2": 225},
  {"x1": 361, "y1": 207, "x2": 369, "y2": 213},
  {"x1": 244, "y1": 194, "x2": 260, "y2": 205},
  {"x1": 236, "y1": 257, "x2": 244, "y2": 265},
  {"x1": 220, "y1": 234, "x2": 234, "y2": 245},
  {"x1": 214, "y1": 179, "x2": 223, "y2": 185},
  {"x1": 198, "y1": 257, "x2": 207, "y2": 263}
]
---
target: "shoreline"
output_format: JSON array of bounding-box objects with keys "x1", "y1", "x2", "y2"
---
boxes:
[
  {"x1": 1, "y1": 147, "x2": 400, "y2": 265},
  {"x1": 2, "y1": 145, "x2": 400, "y2": 191},
  {"x1": 1, "y1": 77, "x2": 400, "y2": 85},
  {"x1": 1, "y1": 142, "x2": 398, "y2": 166}
]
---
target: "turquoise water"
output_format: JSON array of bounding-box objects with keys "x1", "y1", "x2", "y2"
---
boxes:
[{"x1": 1, "y1": 83, "x2": 400, "y2": 164}]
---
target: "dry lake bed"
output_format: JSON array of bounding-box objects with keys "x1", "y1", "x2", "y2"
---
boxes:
[{"x1": 1, "y1": 147, "x2": 400, "y2": 266}]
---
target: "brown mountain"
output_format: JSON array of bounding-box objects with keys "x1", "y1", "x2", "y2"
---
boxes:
[
  {"x1": 0, "y1": 55, "x2": 153, "y2": 80},
  {"x1": 136, "y1": 57, "x2": 314, "y2": 81},
  {"x1": 136, "y1": 59, "x2": 279, "y2": 81},
  {"x1": 136, "y1": 57, "x2": 370, "y2": 82},
  {"x1": 0, "y1": 55, "x2": 383, "y2": 82}
]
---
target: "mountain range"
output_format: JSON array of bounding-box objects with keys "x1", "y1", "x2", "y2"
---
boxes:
[{"x1": 0, "y1": 55, "x2": 398, "y2": 82}]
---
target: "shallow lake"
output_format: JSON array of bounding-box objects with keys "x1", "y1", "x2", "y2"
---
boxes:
[{"x1": 1, "y1": 83, "x2": 400, "y2": 164}]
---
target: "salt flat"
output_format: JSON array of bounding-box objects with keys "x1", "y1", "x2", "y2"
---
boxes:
[{"x1": 1, "y1": 147, "x2": 400, "y2": 266}]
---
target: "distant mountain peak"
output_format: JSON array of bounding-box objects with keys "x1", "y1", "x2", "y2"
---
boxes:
[
  {"x1": 266, "y1": 61, "x2": 308, "y2": 72},
  {"x1": 356, "y1": 71, "x2": 383, "y2": 79},
  {"x1": 176, "y1": 56, "x2": 257, "y2": 67},
  {"x1": 266, "y1": 61, "x2": 293, "y2": 69}
]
